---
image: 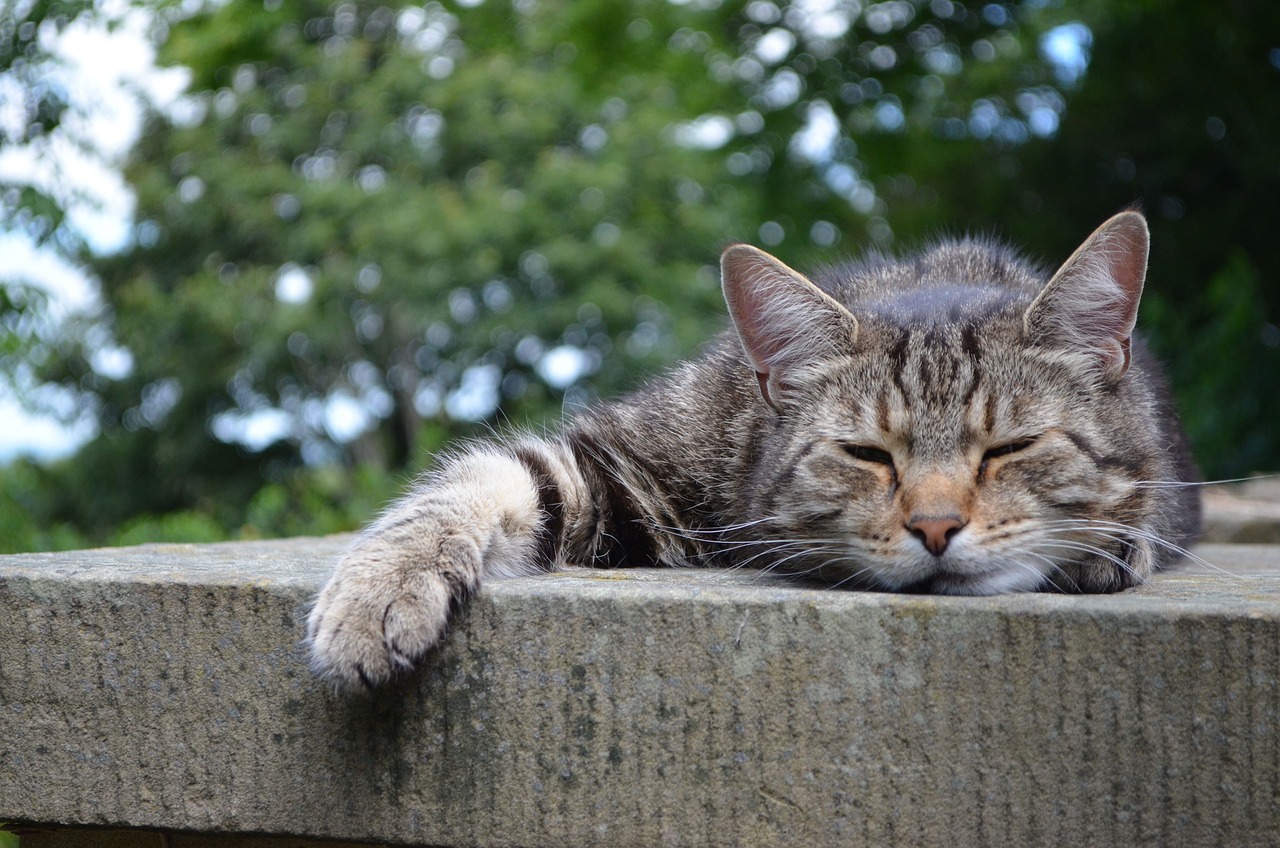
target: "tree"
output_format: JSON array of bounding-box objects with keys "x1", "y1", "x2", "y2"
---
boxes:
[{"x1": 27, "y1": 0, "x2": 1064, "y2": 539}]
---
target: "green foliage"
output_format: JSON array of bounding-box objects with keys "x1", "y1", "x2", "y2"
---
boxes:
[
  {"x1": 110, "y1": 510, "x2": 229, "y2": 547},
  {"x1": 1, "y1": 0, "x2": 1275, "y2": 549},
  {"x1": 0, "y1": 459, "x2": 90, "y2": 552},
  {"x1": 0, "y1": 0, "x2": 88, "y2": 244},
  {"x1": 1143, "y1": 254, "x2": 1279, "y2": 478},
  {"x1": 20, "y1": 0, "x2": 1060, "y2": 543},
  {"x1": 241, "y1": 464, "x2": 400, "y2": 537},
  {"x1": 0, "y1": 454, "x2": 395, "y2": 552},
  {"x1": 0, "y1": 826, "x2": 17, "y2": 848}
]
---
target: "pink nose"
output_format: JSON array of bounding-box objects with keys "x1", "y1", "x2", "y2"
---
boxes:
[{"x1": 907, "y1": 516, "x2": 966, "y2": 557}]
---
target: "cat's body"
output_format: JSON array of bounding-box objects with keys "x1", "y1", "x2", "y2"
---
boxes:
[{"x1": 309, "y1": 212, "x2": 1201, "y2": 689}]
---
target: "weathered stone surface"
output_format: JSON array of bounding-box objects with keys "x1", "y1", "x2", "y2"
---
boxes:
[
  {"x1": 13, "y1": 824, "x2": 385, "y2": 848},
  {"x1": 2, "y1": 538, "x2": 1278, "y2": 847},
  {"x1": 1203, "y1": 478, "x2": 1280, "y2": 543}
]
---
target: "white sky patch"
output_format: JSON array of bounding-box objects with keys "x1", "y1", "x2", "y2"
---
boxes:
[
  {"x1": 760, "y1": 67, "x2": 803, "y2": 110},
  {"x1": 0, "y1": 394, "x2": 96, "y2": 462},
  {"x1": 51, "y1": 10, "x2": 191, "y2": 159},
  {"x1": 323, "y1": 391, "x2": 372, "y2": 443},
  {"x1": 0, "y1": 135, "x2": 137, "y2": 255},
  {"x1": 1, "y1": 5, "x2": 195, "y2": 465},
  {"x1": 754, "y1": 27, "x2": 795, "y2": 64},
  {"x1": 0, "y1": 232, "x2": 97, "y2": 317},
  {"x1": 1028, "y1": 107, "x2": 1058, "y2": 136},
  {"x1": 89, "y1": 344, "x2": 134, "y2": 380},
  {"x1": 413, "y1": 382, "x2": 443, "y2": 416},
  {"x1": 445, "y1": 363, "x2": 501, "y2": 422},
  {"x1": 211, "y1": 407, "x2": 293, "y2": 452},
  {"x1": 1041, "y1": 22, "x2": 1092, "y2": 86},
  {"x1": 274, "y1": 264, "x2": 315, "y2": 304},
  {"x1": 0, "y1": 8, "x2": 191, "y2": 255},
  {"x1": 0, "y1": 75, "x2": 28, "y2": 141},
  {"x1": 536, "y1": 345, "x2": 590, "y2": 390},
  {"x1": 789, "y1": 99, "x2": 839, "y2": 163},
  {"x1": 874, "y1": 100, "x2": 905, "y2": 131},
  {"x1": 824, "y1": 162, "x2": 877, "y2": 214},
  {"x1": 671, "y1": 114, "x2": 735, "y2": 150},
  {"x1": 777, "y1": 0, "x2": 854, "y2": 43}
]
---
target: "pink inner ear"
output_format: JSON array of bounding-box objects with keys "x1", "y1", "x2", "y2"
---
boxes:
[
  {"x1": 1101, "y1": 213, "x2": 1148, "y2": 329},
  {"x1": 720, "y1": 243, "x2": 859, "y2": 404},
  {"x1": 1028, "y1": 211, "x2": 1149, "y2": 380},
  {"x1": 720, "y1": 245, "x2": 779, "y2": 375}
]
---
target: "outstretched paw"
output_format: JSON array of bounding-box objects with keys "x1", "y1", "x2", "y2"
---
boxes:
[{"x1": 307, "y1": 540, "x2": 478, "y2": 689}]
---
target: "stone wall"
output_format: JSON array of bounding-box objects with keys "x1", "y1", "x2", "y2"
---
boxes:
[{"x1": 2, "y1": 537, "x2": 1278, "y2": 847}]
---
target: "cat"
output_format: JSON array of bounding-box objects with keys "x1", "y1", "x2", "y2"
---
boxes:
[{"x1": 308, "y1": 210, "x2": 1201, "y2": 689}]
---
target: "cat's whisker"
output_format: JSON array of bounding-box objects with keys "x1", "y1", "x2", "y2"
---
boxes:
[
  {"x1": 823, "y1": 559, "x2": 891, "y2": 591},
  {"x1": 704, "y1": 537, "x2": 851, "y2": 578},
  {"x1": 690, "y1": 533, "x2": 850, "y2": 561},
  {"x1": 1038, "y1": 519, "x2": 1238, "y2": 578},
  {"x1": 989, "y1": 520, "x2": 1142, "y2": 579},
  {"x1": 733, "y1": 544, "x2": 813, "y2": 573},
  {"x1": 1034, "y1": 538, "x2": 1136, "y2": 575},
  {"x1": 758, "y1": 544, "x2": 844, "y2": 575},
  {"x1": 1130, "y1": 473, "x2": 1276, "y2": 489},
  {"x1": 1015, "y1": 549, "x2": 1082, "y2": 593},
  {"x1": 648, "y1": 516, "x2": 785, "y2": 542},
  {"x1": 750, "y1": 543, "x2": 864, "y2": 581}
]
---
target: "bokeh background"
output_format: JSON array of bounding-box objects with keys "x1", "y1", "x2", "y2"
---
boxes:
[{"x1": 1, "y1": 0, "x2": 1276, "y2": 551}]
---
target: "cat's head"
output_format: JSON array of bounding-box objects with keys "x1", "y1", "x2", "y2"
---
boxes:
[{"x1": 721, "y1": 212, "x2": 1164, "y2": 594}]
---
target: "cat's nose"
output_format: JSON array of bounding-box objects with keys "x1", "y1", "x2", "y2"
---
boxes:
[{"x1": 906, "y1": 515, "x2": 966, "y2": 556}]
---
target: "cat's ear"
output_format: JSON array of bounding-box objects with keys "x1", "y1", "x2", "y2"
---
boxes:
[
  {"x1": 1024, "y1": 211, "x2": 1148, "y2": 383},
  {"x1": 721, "y1": 243, "x2": 858, "y2": 409}
]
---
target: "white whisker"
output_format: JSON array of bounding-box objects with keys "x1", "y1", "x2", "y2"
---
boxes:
[
  {"x1": 1038, "y1": 519, "x2": 1238, "y2": 578},
  {"x1": 1131, "y1": 473, "x2": 1276, "y2": 489},
  {"x1": 1034, "y1": 538, "x2": 1137, "y2": 577}
]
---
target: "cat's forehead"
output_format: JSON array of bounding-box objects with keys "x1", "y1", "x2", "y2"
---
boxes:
[
  {"x1": 853, "y1": 282, "x2": 1022, "y2": 327},
  {"x1": 815, "y1": 239, "x2": 1044, "y2": 326},
  {"x1": 817, "y1": 312, "x2": 1059, "y2": 449}
]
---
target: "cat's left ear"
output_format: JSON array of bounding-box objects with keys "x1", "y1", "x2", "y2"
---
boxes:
[
  {"x1": 721, "y1": 243, "x2": 859, "y2": 409},
  {"x1": 1024, "y1": 210, "x2": 1148, "y2": 383}
]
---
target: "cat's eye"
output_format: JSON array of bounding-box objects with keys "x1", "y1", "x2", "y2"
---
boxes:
[
  {"x1": 979, "y1": 437, "x2": 1037, "y2": 476},
  {"x1": 983, "y1": 438, "x2": 1036, "y2": 461},
  {"x1": 842, "y1": 444, "x2": 895, "y2": 467}
]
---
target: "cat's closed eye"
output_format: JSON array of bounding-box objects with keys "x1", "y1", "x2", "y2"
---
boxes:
[
  {"x1": 979, "y1": 437, "x2": 1037, "y2": 476},
  {"x1": 842, "y1": 444, "x2": 895, "y2": 468}
]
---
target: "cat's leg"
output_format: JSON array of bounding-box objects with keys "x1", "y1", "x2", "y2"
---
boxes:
[{"x1": 307, "y1": 440, "x2": 577, "y2": 689}]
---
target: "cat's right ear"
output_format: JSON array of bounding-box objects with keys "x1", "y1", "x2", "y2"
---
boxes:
[
  {"x1": 721, "y1": 244, "x2": 859, "y2": 409},
  {"x1": 1024, "y1": 211, "x2": 1149, "y2": 384}
]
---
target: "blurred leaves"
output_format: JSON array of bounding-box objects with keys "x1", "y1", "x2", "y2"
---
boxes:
[
  {"x1": 1, "y1": 0, "x2": 1277, "y2": 550},
  {"x1": 20, "y1": 0, "x2": 1060, "y2": 541}
]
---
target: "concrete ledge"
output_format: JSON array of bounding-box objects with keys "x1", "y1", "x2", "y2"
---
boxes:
[{"x1": 2, "y1": 539, "x2": 1278, "y2": 847}]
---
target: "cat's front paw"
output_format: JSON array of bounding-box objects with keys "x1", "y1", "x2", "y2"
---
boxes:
[{"x1": 307, "y1": 538, "x2": 479, "y2": 689}]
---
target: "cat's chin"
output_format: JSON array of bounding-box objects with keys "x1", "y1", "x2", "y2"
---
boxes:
[{"x1": 898, "y1": 565, "x2": 1048, "y2": 596}]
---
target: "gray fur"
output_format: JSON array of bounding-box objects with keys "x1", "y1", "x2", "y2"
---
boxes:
[{"x1": 309, "y1": 212, "x2": 1200, "y2": 689}]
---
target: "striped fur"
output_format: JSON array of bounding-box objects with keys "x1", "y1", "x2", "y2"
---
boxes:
[{"x1": 308, "y1": 212, "x2": 1201, "y2": 689}]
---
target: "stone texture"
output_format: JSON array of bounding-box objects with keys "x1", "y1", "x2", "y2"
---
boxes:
[
  {"x1": 12, "y1": 825, "x2": 385, "y2": 848},
  {"x1": 1, "y1": 538, "x2": 1278, "y2": 847},
  {"x1": 1203, "y1": 478, "x2": 1280, "y2": 543}
]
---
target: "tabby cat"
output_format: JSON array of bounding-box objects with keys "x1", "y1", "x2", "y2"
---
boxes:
[{"x1": 308, "y1": 211, "x2": 1201, "y2": 689}]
